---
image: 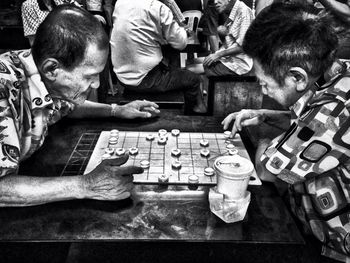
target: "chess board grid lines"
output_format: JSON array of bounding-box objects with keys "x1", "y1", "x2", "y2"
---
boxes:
[
  {"x1": 73, "y1": 131, "x2": 262, "y2": 185},
  {"x1": 60, "y1": 132, "x2": 99, "y2": 176}
]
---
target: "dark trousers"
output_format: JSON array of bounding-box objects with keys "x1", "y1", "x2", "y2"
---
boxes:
[{"x1": 122, "y1": 62, "x2": 201, "y2": 111}]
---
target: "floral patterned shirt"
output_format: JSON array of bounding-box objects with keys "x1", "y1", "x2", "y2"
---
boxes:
[
  {"x1": 261, "y1": 61, "x2": 350, "y2": 262},
  {"x1": 0, "y1": 50, "x2": 75, "y2": 176}
]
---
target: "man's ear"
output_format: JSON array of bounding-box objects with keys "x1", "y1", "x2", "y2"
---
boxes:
[
  {"x1": 289, "y1": 67, "x2": 308, "y2": 92},
  {"x1": 40, "y1": 58, "x2": 59, "y2": 81}
]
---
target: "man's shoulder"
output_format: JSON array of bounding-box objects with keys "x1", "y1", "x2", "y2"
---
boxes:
[
  {"x1": 324, "y1": 66, "x2": 350, "y2": 101},
  {"x1": 22, "y1": 0, "x2": 39, "y2": 9},
  {"x1": 229, "y1": 0, "x2": 254, "y2": 20}
]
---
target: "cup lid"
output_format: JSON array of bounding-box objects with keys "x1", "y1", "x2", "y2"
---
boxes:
[{"x1": 214, "y1": 155, "x2": 254, "y2": 177}]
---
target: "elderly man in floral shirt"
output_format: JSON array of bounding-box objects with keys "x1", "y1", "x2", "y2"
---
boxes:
[{"x1": 0, "y1": 5, "x2": 159, "y2": 207}]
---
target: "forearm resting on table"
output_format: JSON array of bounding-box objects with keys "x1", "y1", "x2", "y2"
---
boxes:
[
  {"x1": 0, "y1": 175, "x2": 85, "y2": 207},
  {"x1": 68, "y1": 100, "x2": 112, "y2": 118}
]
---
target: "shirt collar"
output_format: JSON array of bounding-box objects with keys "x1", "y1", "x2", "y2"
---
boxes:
[
  {"x1": 17, "y1": 50, "x2": 53, "y2": 110},
  {"x1": 289, "y1": 88, "x2": 315, "y2": 119},
  {"x1": 288, "y1": 66, "x2": 345, "y2": 119}
]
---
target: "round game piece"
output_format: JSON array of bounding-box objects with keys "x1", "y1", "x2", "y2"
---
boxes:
[
  {"x1": 110, "y1": 129, "x2": 119, "y2": 138},
  {"x1": 101, "y1": 153, "x2": 112, "y2": 160},
  {"x1": 228, "y1": 149, "x2": 238, "y2": 155},
  {"x1": 172, "y1": 160, "x2": 182, "y2": 169},
  {"x1": 226, "y1": 143, "x2": 235, "y2": 150},
  {"x1": 104, "y1": 147, "x2": 114, "y2": 155},
  {"x1": 199, "y1": 139, "x2": 209, "y2": 147},
  {"x1": 200, "y1": 149, "x2": 210, "y2": 157},
  {"x1": 158, "y1": 136, "x2": 167, "y2": 145},
  {"x1": 204, "y1": 167, "x2": 215, "y2": 177},
  {"x1": 158, "y1": 129, "x2": 167, "y2": 137},
  {"x1": 188, "y1": 174, "x2": 199, "y2": 184},
  {"x1": 158, "y1": 174, "x2": 169, "y2": 183},
  {"x1": 108, "y1": 137, "x2": 118, "y2": 146},
  {"x1": 171, "y1": 148, "x2": 181, "y2": 157},
  {"x1": 140, "y1": 160, "x2": 150, "y2": 169},
  {"x1": 171, "y1": 129, "x2": 180, "y2": 136},
  {"x1": 224, "y1": 131, "x2": 231, "y2": 138},
  {"x1": 129, "y1": 147, "x2": 139, "y2": 155},
  {"x1": 115, "y1": 147, "x2": 126, "y2": 156},
  {"x1": 146, "y1": 134, "x2": 155, "y2": 141}
]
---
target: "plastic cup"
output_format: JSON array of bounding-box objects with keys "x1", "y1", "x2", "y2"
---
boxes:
[{"x1": 213, "y1": 155, "x2": 254, "y2": 200}]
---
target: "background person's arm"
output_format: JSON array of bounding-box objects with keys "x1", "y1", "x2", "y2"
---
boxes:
[
  {"x1": 318, "y1": 0, "x2": 350, "y2": 23},
  {"x1": 160, "y1": 3, "x2": 188, "y2": 50}
]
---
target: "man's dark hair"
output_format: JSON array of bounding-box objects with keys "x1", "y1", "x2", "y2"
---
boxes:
[
  {"x1": 32, "y1": 4, "x2": 109, "y2": 71},
  {"x1": 242, "y1": 3, "x2": 338, "y2": 85}
]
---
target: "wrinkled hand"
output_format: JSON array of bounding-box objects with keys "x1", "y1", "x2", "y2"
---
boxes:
[
  {"x1": 82, "y1": 154, "x2": 143, "y2": 201},
  {"x1": 120, "y1": 100, "x2": 160, "y2": 119},
  {"x1": 203, "y1": 53, "x2": 220, "y2": 67},
  {"x1": 93, "y1": 14, "x2": 106, "y2": 25},
  {"x1": 221, "y1": 109, "x2": 265, "y2": 138}
]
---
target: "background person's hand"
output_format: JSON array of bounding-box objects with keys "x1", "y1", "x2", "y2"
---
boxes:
[
  {"x1": 82, "y1": 154, "x2": 143, "y2": 201},
  {"x1": 221, "y1": 109, "x2": 265, "y2": 138},
  {"x1": 118, "y1": 100, "x2": 160, "y2": 119},
  {"x1": 203, "y1": 53, "x2": 220, "y2": 67}
]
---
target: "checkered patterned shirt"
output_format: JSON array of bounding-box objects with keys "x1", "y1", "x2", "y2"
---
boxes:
[
  {"x1": 21, "y1": 0, "x2": 80, "y2": 37},
  {"x1": 261, "y1": 61, "x2": 350, "y2": 262}
]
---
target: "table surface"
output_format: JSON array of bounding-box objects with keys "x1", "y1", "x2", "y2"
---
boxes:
[{"x1": 0, "y1": 110, "x2": 304, "y2": 246}]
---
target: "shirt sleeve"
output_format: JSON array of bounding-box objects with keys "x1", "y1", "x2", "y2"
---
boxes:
[
  {"x1": 21, "y1": 1, "x2": 42, "y2": 37},
  {"x1": 228, "y1": 6, "x2": 253, "y2": 46},
  {"x1": 159, "y1": 3, "x2": 187, "y2": 50}
]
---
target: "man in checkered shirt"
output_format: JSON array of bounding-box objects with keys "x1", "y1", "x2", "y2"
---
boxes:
[{"x1": 222, "y1": 3, "x2": 350, "y2": 262}]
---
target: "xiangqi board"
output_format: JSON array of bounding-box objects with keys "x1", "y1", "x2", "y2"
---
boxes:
[{"x1": 62, "y1": 130, "x2": 261, "y2": 186}]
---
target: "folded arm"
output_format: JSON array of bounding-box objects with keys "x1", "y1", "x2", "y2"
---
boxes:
[{"x1": 318, "y1": 0, "x2": 350, "y2": 23}]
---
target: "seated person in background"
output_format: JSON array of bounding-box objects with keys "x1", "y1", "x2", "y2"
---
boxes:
[
  {"x1": 222, "y1": 3, "x2": 350, "y2": 262},
  {"x1": 0, "y1": 5, "x2": 159, "y2": 207},
  {"x1": 199, "y1": 0, "x2": 235, "y2": 53},
  {"x1": 110, "y1": 0, "x2": 207, "y2": 114},
  {"x1": 21, "y1": 0, "x2": 82, "y2": 46},
  {"x1": 85, "y1": 0, "x2": 114, "y2": 30},
  {"x1": 189, "y1": 0, "x2": 254, "y2": 76}
]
